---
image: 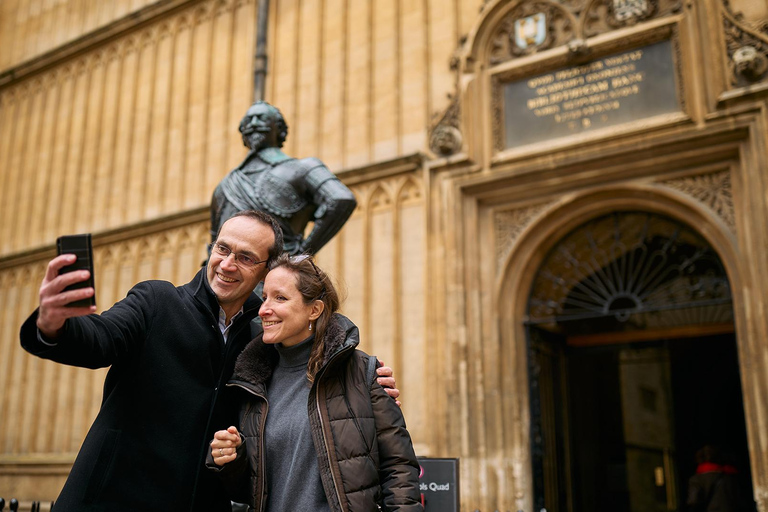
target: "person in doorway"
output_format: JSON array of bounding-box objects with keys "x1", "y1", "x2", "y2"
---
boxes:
[
  {"x1": 687, "y1": 445, "x2": 742, "y2": 512},
  {"x1": 19, "y1": 210, "x2": 399, "y2": 512},
  {"x1": 208, "y1": 254, "x2": 422, "y2": 511}
]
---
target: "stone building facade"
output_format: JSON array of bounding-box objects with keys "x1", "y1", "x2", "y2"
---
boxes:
[{"x1": 1, "y1": 1, "x2": 768, "y2": 511}]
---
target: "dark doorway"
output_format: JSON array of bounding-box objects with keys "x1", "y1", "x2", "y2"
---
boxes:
[
  {"x1": 564, "y1": 333, "x2": 753, "y2": 512},
  {"x1": 525, "y1": 212, "x2": 754, "y2": 512}
]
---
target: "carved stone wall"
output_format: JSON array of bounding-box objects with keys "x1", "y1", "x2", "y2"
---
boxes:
[
  {"x1": 0, "y1": 0, "x2": 259, "y2": 257},
  {"x1": 0, "y1": 0, "x2": 166, "y2": 72}
]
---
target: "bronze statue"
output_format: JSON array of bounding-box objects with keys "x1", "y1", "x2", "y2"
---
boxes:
[{"x1": 211, "y1": 101, "x2": 356, "y2": 255}]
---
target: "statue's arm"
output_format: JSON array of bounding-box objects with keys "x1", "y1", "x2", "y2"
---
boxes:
[
  {"x1": 210, "y1": 186, "x2": 225, "y2": 244},
  {"x1": 302, "y1": 162, "x2": 357, "y2": 254}
]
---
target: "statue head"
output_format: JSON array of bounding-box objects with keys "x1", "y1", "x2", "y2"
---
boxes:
[{"x1": 239, "y1": 101, "x2": 289, "y2": 150}]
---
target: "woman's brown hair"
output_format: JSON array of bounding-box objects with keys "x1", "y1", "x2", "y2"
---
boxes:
[{"x1": 268, "y1": 253, "x2": 339, "y2": 382}]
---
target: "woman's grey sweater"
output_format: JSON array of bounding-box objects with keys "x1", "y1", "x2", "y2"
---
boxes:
[{"x1": 264, "y1": 335, "x2": 330, "y2": 512}]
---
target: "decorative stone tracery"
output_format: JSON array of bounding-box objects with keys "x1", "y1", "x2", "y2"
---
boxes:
[
  {"x1": 495, "y1": 202, "x2": 554, "y2": 269},
  {"x1": 660, "y1": 171, "x2": 736, "y2": 232},
  {"x1": 482, "y1": 0, "x2": 683, "y2": 67}
]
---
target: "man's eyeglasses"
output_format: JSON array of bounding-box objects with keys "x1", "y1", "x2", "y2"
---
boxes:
[{"x1": 210, "y1": 242, "x2": 268, "y2": 268}]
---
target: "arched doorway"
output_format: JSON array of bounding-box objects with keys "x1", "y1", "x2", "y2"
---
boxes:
[{"x1": 525, "y1": 211, "x2": 753, "y2": 512}]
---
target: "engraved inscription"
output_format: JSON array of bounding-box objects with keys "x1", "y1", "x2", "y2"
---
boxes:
[{"x1": 503, "y1": 41, "x2": 680, "y2": 148}]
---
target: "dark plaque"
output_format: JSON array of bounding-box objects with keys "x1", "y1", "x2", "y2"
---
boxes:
[
  {"x1": 503, "y1": 40, "x2": 680, "y2": 148},
  {"x1": 418, "y1": 457, "x2": 460, "y2": 512}
]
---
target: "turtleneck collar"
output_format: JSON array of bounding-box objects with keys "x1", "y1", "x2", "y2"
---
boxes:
[{"x1": 275, "y1": 335, "x2": 315, "y2": 369}]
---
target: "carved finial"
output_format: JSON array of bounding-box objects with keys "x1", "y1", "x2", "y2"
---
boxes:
[
  {"x1": 733, "y1": 45, "x2": 768, "y2": 82},
  {"x1": 430, "y1": 94, "x2": 463, "y2": 157}
]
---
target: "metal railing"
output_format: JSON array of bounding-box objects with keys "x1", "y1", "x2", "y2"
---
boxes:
[{"x1": 0, "y1": 498, "x2": 54, "y2": 512}]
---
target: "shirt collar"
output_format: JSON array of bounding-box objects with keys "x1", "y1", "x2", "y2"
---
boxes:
[{"x1": 218, "y1": 306, "x2": 244, "y2": 342}]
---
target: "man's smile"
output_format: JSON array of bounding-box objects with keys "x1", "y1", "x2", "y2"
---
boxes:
[{"x1": 216, "y1": 273, "x2": 238, "y2": 283}]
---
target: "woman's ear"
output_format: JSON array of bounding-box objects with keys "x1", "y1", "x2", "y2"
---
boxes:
[{"x1": 309, "y1": 300, "x2": 325, "y2": 321}]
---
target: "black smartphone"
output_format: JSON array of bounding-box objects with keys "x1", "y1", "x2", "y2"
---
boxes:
[{"x1": 56, "y1": 233, "x2": 96, "y2": 308}]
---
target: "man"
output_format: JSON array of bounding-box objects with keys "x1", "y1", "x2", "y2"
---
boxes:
[
  {"x1": 210, "y1": 101, "x2": 356, "y2": 255},
  {"x1": 20, "y1": 210, "x2": 397, "y2": 512}
]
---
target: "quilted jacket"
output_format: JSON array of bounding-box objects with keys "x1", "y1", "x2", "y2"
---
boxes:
[{"x1": 208, "y1": 313, "x2": 422, "y2": 512}]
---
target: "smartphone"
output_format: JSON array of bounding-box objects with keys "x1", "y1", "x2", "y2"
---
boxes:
[{"x1": 56, "y1": 233, "x2": 96, "y2": 308}]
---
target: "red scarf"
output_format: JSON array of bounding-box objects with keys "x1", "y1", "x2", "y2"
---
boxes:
[{"x1": 696, "y1": 462, "x2": 738, "y2": 474}]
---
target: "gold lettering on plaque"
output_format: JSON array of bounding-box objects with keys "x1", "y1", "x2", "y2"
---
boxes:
[{"x1": 522, "y1": 49, "x2": 646, "y2": 127}]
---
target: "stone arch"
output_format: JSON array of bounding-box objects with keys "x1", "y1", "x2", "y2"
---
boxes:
[{"x1": 494, "y1": 183, "x2": 744, "y2": 510}]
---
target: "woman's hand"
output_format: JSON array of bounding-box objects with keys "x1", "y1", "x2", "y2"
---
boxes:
[{"x1": 210, "y1": 426, "x2": 242, "y2": 466}]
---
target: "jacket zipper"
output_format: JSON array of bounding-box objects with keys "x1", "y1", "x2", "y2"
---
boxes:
[
  {"x1": 228, "y1": 382, "x2": 269, "y2": 512},
  {"x1": 313, "y1": 346, "x2": 354, "y2": 512}
]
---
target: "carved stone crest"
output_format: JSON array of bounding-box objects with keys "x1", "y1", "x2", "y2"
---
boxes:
[
  {"x1": 490, "y1": 2, "x2": 572, "y2": 63},
  {"x1": 514, "y1": 13, "x2": 547, "y2": 51},
  {"x1": 611, "y1": 0, "x2": 653, "y2": 23}
]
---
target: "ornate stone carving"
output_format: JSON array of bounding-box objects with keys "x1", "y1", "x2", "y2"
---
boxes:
[
  {"x1": 495, "y1": 202, "x2": 554, "y2": 269},
  {"x1": 722, "y1": 1, "x2": 768, "y2": 86},
  {"x1": 756, "y1": 489, "x2": 768, "y2": 512},
  {"x1": 661, "y1": 171, "x2": 735, "y2": 232},
  {"x1": 584, "y1": 0, "x2": 682, "y2": 38},
  {"x1": 483, "y1": 0, "x2": 683, "y2": 65},
  {"x1": 429, "y1": 93, "x2": 463, "y2": 157},
  {"x1": 489, "y1": 2, "x2": 575, "y2": 64}
]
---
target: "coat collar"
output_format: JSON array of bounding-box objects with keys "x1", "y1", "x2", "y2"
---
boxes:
[
  {"x1": 185, "y1": 267, "x2": 262, "y2": 319},
  {"x1": 231, "y1": 313, "x2": 359, "y2": 388}
]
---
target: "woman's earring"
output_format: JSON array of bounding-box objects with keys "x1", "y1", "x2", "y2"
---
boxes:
[{"x1": 309, "y1": 322, "x2": 313, "y2": 331}]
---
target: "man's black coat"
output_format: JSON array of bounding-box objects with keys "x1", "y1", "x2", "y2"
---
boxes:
[{"x1": 20, "y1": 269, "x2": 261, "y2": 512}]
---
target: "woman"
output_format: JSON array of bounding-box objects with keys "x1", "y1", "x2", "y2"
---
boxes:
[{"x1": 208, "y1": 254, "x2": 422, "y2": 512}]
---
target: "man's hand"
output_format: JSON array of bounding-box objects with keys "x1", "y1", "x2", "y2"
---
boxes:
[
  {"x1": 36, "y1": 255, "x2": 97, "y2": 339},
  {"x1": 376, "y1": 362, "x2": 401, "y2": 407},
  {"x1": 211, "y1": 426, "x2": 242, "y2": 466}
]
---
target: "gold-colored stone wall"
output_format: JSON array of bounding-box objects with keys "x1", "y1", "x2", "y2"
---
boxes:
[
  {"x1": 0, "y1": 0, "x2": 472, "y2": 501},
  {"x1": 0, "y1": 0, "x2": 162, "y2": 72},
  {"x1": 9, "y1": 0, "x2": 768, "y2": 510},
  {"x1": 0, "y1": 0, "x2": 259, "y2": 256}
]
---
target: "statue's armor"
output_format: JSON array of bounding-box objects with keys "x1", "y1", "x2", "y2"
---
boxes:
[{"x1": 211, "y1": 147, "x2": 356, "y2": 255}]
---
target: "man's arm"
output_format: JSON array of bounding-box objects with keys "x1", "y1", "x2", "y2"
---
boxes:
[
  {"x1": 370, "y1": 382, "x2": 422, "y2": 511},
  {"x1": 21, "y1": 255, "x2": 151, "y2": 369}
]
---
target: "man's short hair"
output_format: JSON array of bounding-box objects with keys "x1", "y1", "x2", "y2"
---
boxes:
[{"x1": 216, "y1": 210, "x2": 285, "y2": 267}]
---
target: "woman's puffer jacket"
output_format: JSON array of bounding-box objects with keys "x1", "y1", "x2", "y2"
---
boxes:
[{"x1": 208, "y1": 313, "x2": 423, "y2": 512}]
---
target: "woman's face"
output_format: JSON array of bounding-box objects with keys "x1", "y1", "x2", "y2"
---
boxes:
[{"x1": 260, "y1": 267, "x2": 321, "y2": 347}]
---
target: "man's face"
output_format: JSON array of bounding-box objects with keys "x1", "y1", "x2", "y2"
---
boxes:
[
  {"x1": 240, "y1": 103, "x2": 280, "y2": 151},
  {"x1": 207, "y1": 216, "x2": 274, "y2": 311}
]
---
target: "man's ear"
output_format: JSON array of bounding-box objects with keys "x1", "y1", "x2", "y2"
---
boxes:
[{"x1": 309, "y1": 300, "x2": 325, "y2": 321}]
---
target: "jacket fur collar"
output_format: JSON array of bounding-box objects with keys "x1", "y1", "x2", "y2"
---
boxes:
[{"x1": 231, "y1": 313, "x2": 359, "y2": 387}]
